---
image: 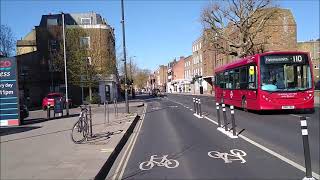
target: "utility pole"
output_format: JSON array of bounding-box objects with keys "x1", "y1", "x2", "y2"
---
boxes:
[
  {"x1": 121, "y1": 0, "x2": 129, "y2": 113},
  {"x1": 62, "y1": 12, "x2": 69, "y2": 116}
]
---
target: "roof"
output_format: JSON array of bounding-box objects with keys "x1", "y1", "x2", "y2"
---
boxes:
[{"x1": 39, "y1": 12, "x2": 109, "y2": 26}]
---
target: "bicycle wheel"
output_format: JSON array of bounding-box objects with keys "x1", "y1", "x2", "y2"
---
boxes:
[
  {"x1": 230, "y1": 149, "x2": 246, "y2": 157},
  {"x1": 71, "y1": 118, "x2": 88, "y2": 144},
  {"x1": 139, "y1": 161, "x2": 154, "y2": 170},
  {"x1": 165, "y1": 159, "x2": 179, "y2": 168}
]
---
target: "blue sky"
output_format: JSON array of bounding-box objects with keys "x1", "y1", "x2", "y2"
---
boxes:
[{"x1": 1, "y1": 0, "x2": 319, "y2": 71}]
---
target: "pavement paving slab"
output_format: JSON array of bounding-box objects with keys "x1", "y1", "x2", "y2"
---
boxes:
[{"x1": 0, "y1": 100, "x2": 144, "y2": 180}]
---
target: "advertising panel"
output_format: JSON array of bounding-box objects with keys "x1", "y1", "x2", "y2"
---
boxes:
[{"x1": 0, "y1": 57, "x2": 20, "y2": 126}]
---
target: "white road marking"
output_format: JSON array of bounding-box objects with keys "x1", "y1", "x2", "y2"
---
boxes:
[
  {"x1": 139, "y1": 155, "x2": 179, "y2": 170},
  {"x1": 112, "y1": 105, "x2": 147, "y2": 180},
  {"x1": 290, "y1": 114, "x2": 310, "y2": 119},
  {"x1": 166, "y1": 96, "x2": 320, "y2": 179},
  {"x1": 203, "y1": 115, "x2": 320, "y2": 179},
  {"x1": 118, "y1": 106, "x2": 147, "y2": 179},
  {"x1": 100, "y1": 148, "x2": 114, "y2": 153},
  {"x1": 208, "y1": 149, "x2": 246, "y2": 164},
  {"x1": 204, "y1": 116, "x2": 218, "y2": 125}
]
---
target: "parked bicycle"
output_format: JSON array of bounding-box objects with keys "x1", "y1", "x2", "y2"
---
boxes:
[{"x1": 71, "y1": 105, "x2": 89, "y2": 143}]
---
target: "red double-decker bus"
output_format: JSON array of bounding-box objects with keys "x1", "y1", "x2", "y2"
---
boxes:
[{"x1": 214, "y1": 51, "x2": 314, "y2": 112}]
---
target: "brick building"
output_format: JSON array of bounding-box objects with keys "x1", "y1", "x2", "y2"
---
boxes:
[
  {"x1": 212, "y1": 8, "x2": 297, "y2": 68},
  {"x1": 192, "y1": 37, "x2": 210, "y2": 94},
  {"x1": 184, "y1": 55, "x2": 192, "y2": 92},
  {"x1": 16, "y1": 29, "x2": 37, "y2": 55},
  {"x1": 154, "y1": 65, "x2": 168, "y2": 92},
  {"x1": 297, "y1": 40, "x2": 320, "y2": 86},
  {"x1": 167, "y1": 59, "x2": 177, "y2": 93},
  {"x1": 171, "y1": 57, "x2": 184, "y2": 92},
  {"x1": 16, "y1": 12, "x2": 116, "y2": 107}
]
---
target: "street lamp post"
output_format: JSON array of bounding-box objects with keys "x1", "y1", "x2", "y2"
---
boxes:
[
  {"x1": 62, "y1": 12, "x2": 69, "y2": 116},
  {"x1": 121, "y1": 0, "x2": 129, "y2": 113}
]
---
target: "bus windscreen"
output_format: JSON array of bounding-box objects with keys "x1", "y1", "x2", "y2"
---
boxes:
[{"x1": 260, "y1": 54, "x2": 312, "y2": 92}]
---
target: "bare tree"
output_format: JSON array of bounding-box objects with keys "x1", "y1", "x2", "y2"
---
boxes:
[
  {"x1": 201, "y1": 0, "x2": 277, "y2": 58},
  {"x1": 0, "y1": 25, "x2": 15, "y2": 56}
]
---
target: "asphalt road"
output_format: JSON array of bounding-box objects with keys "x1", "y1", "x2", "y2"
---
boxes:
[
  {"x1": 109, "y1": 94, "x2": 318, "y2": 179},
  {"x1": 166, "y1": 93, "x2": 320, "y2": 175}
]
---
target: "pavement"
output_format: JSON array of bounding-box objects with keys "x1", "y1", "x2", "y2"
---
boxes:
[
  {"x1": 108, "y1": 94, "x2": 319, "y2": 179},
  {"x1": 0, "y1": 99, "x2": 145, "y2": 180}
]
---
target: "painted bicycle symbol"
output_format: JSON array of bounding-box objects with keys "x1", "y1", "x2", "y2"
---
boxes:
[
  {"x1": 208, "y1": 149, "x2": 247, "y2": 164},
  {"x1": 139, "y1": 154, "x2": 179, "y2": 170}
]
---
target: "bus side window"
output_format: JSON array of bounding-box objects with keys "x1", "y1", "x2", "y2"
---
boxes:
[
  {"x1": 234, "y1": 68, "x2": 240, "y2": 89},
  {"x1": 248, "y1": 65, "x2": 257, "y2": 89},
  {"x1": 229, "y1": 70, "x2": 234, "y2": 89},
  {"x1": 224, "y1": 71, "x2": 229, "y2": 89},
  {"x1": 215, "y1": 74, "x2": 219, "y2": 86},
  {"x1": 240, "y1": 67, "x2": 248, "y2": 89},
  {"x1": 219, "y1": 73, "x2": 225, "y2": 88}
]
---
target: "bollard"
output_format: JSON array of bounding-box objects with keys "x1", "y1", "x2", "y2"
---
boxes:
[
  {"x1": 195, "y1": 98, "x2": 199, "y2": 115},
  {"x1": 104, "y1": 101, "x2": 107, "y2": 125},
  {"x1": 115, "y1": 99, "x2": 118, "y2": 116},
  {"x1": 47, "y1": 105, "x2": 51, "y2": 120},
  {"x1": 89, "y1": 106, "x2": 93, "y2": 137},
  {"x1": 198, "y1": 99, "x2": 202, "y2": 117},
  {"x1": 230, "y1": 105, "x2": 236, "y2": 136},
  {"x1": 193, "y1": 98, "x2": 196, "y2": 114},
  {"x1": 107, "y1": 101, "x2": 110, "y2": 124},
  {"x1": 216, "y1": 102, "x2": 221, "y2": 127},
  {"x1": 222, "y1": 104, "x2": 228, "y2": 131},
  {"x1": 300, "y1": 116, "x2": 314, "y2": 180}
]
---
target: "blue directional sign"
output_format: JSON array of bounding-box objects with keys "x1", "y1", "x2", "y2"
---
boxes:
[{"x1": 0, "y1": 57, "x2": 20, "y2": 126}]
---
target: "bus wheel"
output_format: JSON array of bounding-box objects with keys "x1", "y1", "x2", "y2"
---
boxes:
[{"x1": 242, "y1": 97, "x2": 248, "y2": 112}]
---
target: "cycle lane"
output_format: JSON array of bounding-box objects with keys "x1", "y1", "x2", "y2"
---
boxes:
[
  {"x1": 115, "y1": 97, "x2": 306, "y2": 179},
  {"x1": 166, "y1": 93, "x2": 319, "y2": 176}
]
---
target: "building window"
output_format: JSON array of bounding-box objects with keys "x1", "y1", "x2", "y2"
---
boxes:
[
  {"x1": 49, "y1": 40, "x2": 57, "y2": 51},
  {"x1": 200, "y1": 54, "x2": 202, "y2": 63},
  {"x1": 81, "y1": 18, "x2": 92, "y2": 25},
  {"x1": 80, "y1": 37, "x2": 90, "y2": 49},
  {"x1": 47, "y1": 18, "x2": 58, "y2": 26}
]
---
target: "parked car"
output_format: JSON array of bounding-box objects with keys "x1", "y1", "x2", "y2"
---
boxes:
[{"x1": 42, "y1": 93, "x2": 72, "y2": 110}]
